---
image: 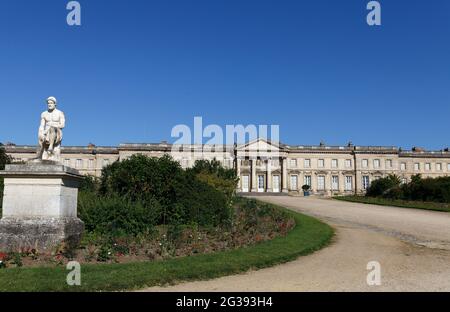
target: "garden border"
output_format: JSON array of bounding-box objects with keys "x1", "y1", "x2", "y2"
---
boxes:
[
  {"x1": 334, "y1": 196, "x2": 450, "y2": 213},
  {"x1": 0, "y1": 200, "x2": 334, "y2": 291}
]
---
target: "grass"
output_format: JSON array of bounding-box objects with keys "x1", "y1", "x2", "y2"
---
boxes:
[
  {"x1": 334, "y1": 196, "x2": 450, "y2": 213},
  {"x1": 0, "y1": 201, "x2": 333, "y2": 292}
]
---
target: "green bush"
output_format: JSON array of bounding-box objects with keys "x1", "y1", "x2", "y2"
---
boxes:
[
  {"x1": 78, "y1": 191, "x2": 162, "y2": 236},
  {"x1": 366, "y1": 174, "x2": 401, "y2": 197},
  {"x1": 83, "y1": 154, "x2": 232, "y2": 234},
  {"x1": 187, "y1": 159, "x2": 238, "y2": 203},
  {"x1": 366, "y1": 174, "x2": 450, "y2": 204},
  {"x1": 79, "y1": 175, "x2": 100, "y2": 193},
  {"x1": 0, "y1": 144, "x2": 12, "y2": 216},
  {"x1": 402, "y1": 175, "x2": 450, "y2": 203}
]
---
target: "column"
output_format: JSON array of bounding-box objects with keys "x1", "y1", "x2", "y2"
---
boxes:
[
  {"x1": 266, "y1": 158, "x2": 272, "y2": 192},
  {"x1": 251, "y1": 158, "x2": 257, "y2": 192},
  {"x1": 282, "y1": 158, "x2": 288, "y2": 193},
  {"x1": 339, "y1": 173, "x2": 345, "y2": 194},
  {"x1": 311, "y1": 172, "x2": 316, "y2": 193}
]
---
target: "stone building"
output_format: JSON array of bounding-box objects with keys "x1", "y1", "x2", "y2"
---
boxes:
[{"x1": 4, "y1": 139, "x2": 450, "y2": 196}]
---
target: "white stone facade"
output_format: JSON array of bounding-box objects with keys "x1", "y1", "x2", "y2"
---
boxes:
[{"x1": 5, "y1": 139, "x2": 450, "y2": 196}]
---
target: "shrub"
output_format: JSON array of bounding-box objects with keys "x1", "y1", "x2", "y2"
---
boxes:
[
  {"x1": 366, "y1": 174, "x2": 450, "y2": 204},
  {"x1": 366, "y1": 174, "x2": 401, "y2": 197},
  {"x1": 0, "y1": 144, "x2": 12, "y2": 216},
  {"x1": 79, "y1": 175, "x2": 100, "y2": 193},
  {"x1": 95, "y1": 154, "x2": 232, "y2": 228},
  {"x1": 402, "y1": 175, "x2": 450, "y2": 203},
  {"x1": 78, "y1": 191, "x2": 162, "y2": 236}
]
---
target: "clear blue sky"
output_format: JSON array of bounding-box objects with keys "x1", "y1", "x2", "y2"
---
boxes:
[{"x1": 1, "y1": 0, "x2": 449, "y2": 150}]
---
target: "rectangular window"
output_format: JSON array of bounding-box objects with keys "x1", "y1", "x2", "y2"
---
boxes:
[
  {"x1": 304, "y1": 159, "x2": 311, "y2": 168},
  {"x1": 386, "y1": 159, "x2": 392, "y2": 168},
  {"x1": 436, "y1": 163, "x2": 442, "y2": 171},
  {"x1": 289, "y1": 159, "x2": 297, "y2": 168},
  {"x1": 373, "y1": 159, "x2": 380, "y2": 168},
  {"x1": 362, "y1": 176, "x2": 370, "y2": 190},
  {"x1": 414, "y1": 163, "x2": 420, "y2": 171},
  {"x1": 64, "y1": 159, "x2": 70, "y2": 166},
  {"x1": 345, "y1": 159, "x2": 352, "y2": 168},
  {"x1": 317, "y1": 176, "x2": 325, "y2": 190},
  {"x1": 400, "y1": 163, "x2": 406, "y2": 171},
  {"x1": 448, "y1": 163, "x2": 450, "y2": 171},
  {"x1": 76, "y1": 159, "x2": 83, "y2": 169},
  {"x1": 88, "y1": 159, "x2": 94, "y2": 169},
  {"x1": 345, "y1": 176, "x2": 353, "y2": 191},
  {"x1": 425, "y1": 163, "x2": 431, "y2": 171},
  {"x1": 103, "y1": 159, "x2": 110, "y2": 167},
  {"x1": 362, "y1": 159, "x2": 368, "y2": 168},
  {"x1": 304, "y1": 175, "x2": 312, "y2": 187},
  {"x1": 290, "y1": 175, "x2": 298, "y2": 190},
  {"x1": 331, "y1": 159, "x2": 338, "y2": 168},
  {"x1": 332, "y1": 176, "x2": 339, "y2": 190},
  {"x1": 318, "y1": 159, "x2": 325, "y2": 168}
]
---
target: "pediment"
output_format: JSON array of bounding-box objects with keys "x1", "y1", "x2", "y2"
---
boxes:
[{"x1": 237, "y1": 138, "x2": 281, "y2": 153}]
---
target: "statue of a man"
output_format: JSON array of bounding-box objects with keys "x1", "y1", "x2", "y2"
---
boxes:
[{"x1": 36, "y1": 96, "x2": 65, "y2": 162}]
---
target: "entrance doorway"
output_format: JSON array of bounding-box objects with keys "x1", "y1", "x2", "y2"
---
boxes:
[
  {"x1": 257, "y1": 174, "x2": 265, "y2": 192},
  {"x1": 273, "y1": 175, "x2": 280, "y2": 192},
  {"x1": 242, "y1": 175, "x2": 249, "y2": 192}
]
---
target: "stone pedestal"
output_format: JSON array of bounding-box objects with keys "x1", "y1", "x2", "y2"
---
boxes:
[{"x1": 0, "y1": 162, "x2": 84, "y2": 252}]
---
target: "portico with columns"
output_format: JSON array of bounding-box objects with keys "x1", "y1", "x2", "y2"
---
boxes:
[{"x1": 236, "y1": 139, "x2": 288, "y2": 193}]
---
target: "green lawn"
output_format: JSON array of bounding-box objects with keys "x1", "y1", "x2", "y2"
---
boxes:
[
  {"x1": 334, "y1": 196, "x2": 450, "y2": 213},
  {"x1": 0, "y1": 202, "x2": 333, "y2": 292}
]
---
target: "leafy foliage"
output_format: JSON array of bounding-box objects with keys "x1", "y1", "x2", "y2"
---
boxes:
[
  {"x1": 78, "y1": 154, "x2": 235, "y2": 237},
  {"x1": 0, "y1": 144, "x2": 12, "y2": 215},
  {"x1": 365, "y1": 174, "x2": 401, "y2": 197},
  {"x1": 79, "y1": 175, "x2": 100, "y2": 193},
  {"x1": 187, "y1": 159, "x2": 238, "y2": 203},
  {"x1": 78, "y1": 191, "x2": 162, "y2": 236},
  {"x1": 366, "y1": 174, "x2": 450, "y2": 203}
]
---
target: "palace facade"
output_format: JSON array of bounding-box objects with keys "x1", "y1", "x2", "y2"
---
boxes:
[{"x1": 4, "y1": 139, "x2": 450, "y2": 196}]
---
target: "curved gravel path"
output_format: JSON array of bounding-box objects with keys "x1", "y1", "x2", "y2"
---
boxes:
[{"x1": 140, "y1": 196, "x2": 450, "y2": 291}]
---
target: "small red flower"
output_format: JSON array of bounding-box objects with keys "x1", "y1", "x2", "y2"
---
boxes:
[{"x1": 0, "y1": 252, "x2": 7, "y2": 261}]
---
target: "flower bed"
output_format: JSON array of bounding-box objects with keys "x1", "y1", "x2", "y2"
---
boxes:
[{"x1": 0, "y1": 198, "x2": 295, "y2": 268}]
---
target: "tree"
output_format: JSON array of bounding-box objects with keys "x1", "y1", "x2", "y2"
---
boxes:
[
  {"x1": 0, "y1": 144, "x2": 12, "y2": 215},
  {"x1": 365, "y1": 174, "x2": 401, "y2": 197},
  {"x1": 187, "y1": 159, "x2": 238, "y2": 202},
  {"x1": 98, "y1": 154, "x2": 231, "y2": 227},
  {"x1": 0, "y1": 143, "x2": 11, "y2": 170}
]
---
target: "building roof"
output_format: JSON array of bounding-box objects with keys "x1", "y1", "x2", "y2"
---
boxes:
[{"x1": 4, "y1": 141, "x2": 450, "y2": 158}]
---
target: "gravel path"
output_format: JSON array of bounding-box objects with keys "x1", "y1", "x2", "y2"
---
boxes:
[{"x1": 140, "y1": 196, "x2": 450, "y2": 291}]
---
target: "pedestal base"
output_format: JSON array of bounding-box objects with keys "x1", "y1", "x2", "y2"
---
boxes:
[
  {"x1": 0, "y1": 162, "x2": 85, "y2": 252},
  {"x1": 0, "y1": 217, "x2": 84, "y2": 252}
]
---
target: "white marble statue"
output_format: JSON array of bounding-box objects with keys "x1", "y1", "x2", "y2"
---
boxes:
[{"x1": 36, "y1": 96, "x2": 65, "y2": 162}]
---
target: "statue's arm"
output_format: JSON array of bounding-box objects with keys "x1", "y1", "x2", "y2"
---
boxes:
[
  {"x1": 59, "y1": 111, "x2": 66, "y2": 129},
  {"x1": 38, "y1": 113, "x2": 46, "y2": 137}
]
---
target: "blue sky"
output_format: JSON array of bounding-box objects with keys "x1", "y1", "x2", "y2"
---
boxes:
[{"x1": 1, "y1": 0, "x2": 449, "y2": 149}]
